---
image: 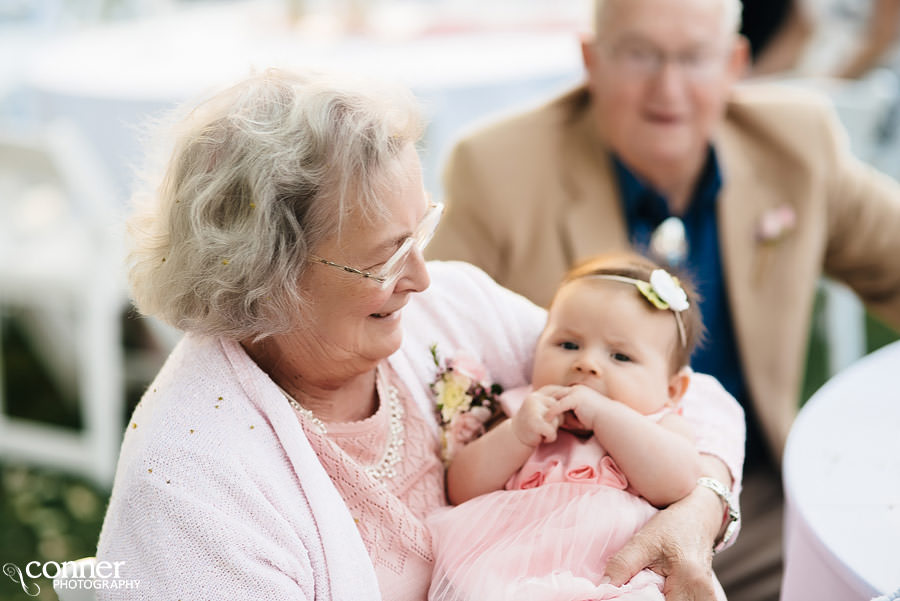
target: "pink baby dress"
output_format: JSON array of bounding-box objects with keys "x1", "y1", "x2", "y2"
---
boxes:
[{"x1": 427, "y1": 429, "x2": 668, "y2": 601}]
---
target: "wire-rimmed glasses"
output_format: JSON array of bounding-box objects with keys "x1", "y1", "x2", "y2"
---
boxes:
[
  {"x1": 602, "y1": 40, "x2": 729, "y2": 82},
  {"x1": 309, "y1": 201, "x2": 444, "y2": 290}
]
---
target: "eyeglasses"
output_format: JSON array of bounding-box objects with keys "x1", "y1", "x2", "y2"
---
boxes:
[
  {"x1": 309, "y1": 201, "x2": 444, "y2": 290},
  {"x1": 601, "y1": 41, "x2": 727, "y2": 82}
]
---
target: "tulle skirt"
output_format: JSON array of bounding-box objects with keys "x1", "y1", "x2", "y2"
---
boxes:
[{"x1": 427, "y1": 482, "x2": 664, "y2": 601}]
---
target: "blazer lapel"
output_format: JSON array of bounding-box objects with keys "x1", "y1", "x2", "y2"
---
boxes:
[
  {"x1": 716, "y1": 122, "x2": 805, "y2": 456},
  {"x1": 558, "y1": 104, "x2": 630, "y2": 264}
]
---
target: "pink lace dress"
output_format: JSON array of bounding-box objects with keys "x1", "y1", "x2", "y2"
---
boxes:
[
  {"x1": 427, "y1": 428, "x2": 669, "y2": 601},
  {"x1": 295, "y1": 364, "x2": 446, "y2": 601}
]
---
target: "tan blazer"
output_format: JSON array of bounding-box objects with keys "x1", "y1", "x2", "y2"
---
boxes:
[{"x1": 428, "y1": 83, "x2": 900, "y2": 461}]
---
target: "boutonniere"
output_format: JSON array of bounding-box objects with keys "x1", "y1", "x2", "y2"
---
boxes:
[
  {"x1": 429, "y1": 344, "x2": 503, "y2": 463},
  {"x1": 756, "y1": 204, "x2": 796, "y2": 245},
  {"x1": 753, "y1": 204, "x2": 797, "y2": 284}
]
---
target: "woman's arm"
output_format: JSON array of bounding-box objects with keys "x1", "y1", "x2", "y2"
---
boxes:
[
  {"x1": 556, "y1": 386, "x2": 702, "y2": 507},
  {"x1": 446, "y1": 387, "x2": 568, "y2": 504},
  {"x1": 601, "y1": 375, "x2": 744, "y2": 601},
  {"x1": 602, "y1": 458, "x2": 731, "y2": 601},
  {"x1": 677, "y1": 373, "x2": 745, "y2": 496}
]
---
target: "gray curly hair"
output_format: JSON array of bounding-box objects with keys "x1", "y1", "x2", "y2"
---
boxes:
[{"x1": 127, "y1": 68, "x2": 423, "y2": 340}]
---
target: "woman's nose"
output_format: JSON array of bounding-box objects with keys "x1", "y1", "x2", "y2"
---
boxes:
[{"x1": 398, "y1": 246, "x2": 430, "y2": 293}]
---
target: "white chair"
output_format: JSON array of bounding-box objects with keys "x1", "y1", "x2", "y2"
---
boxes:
[
  {"x1": 782, "y1": 69, "x2": 900, "y2": 164},
  {"x1": 0, "y1": 119, "x2": 127, "y2": 486}
]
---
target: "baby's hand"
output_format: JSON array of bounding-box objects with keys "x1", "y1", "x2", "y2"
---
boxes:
[
  {"x1": 552, "y1": 384, "x2": 616, "y2": 434},
  {"x1": 511, "y1": 386, "x2": 569, "y2": 447}
]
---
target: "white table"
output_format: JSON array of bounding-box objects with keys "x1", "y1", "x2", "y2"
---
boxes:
[
  {"x1": 781, "y1": 340, "x2": 900, "y2": 600},
  {"x1": 23, "y1": 0, "x2": 585, "y2": 199}
]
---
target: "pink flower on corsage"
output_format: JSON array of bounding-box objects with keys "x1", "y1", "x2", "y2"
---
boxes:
[
  {"x1": 430, "y1": 345, "x2": 503, "y2": 463},
  {"x1": 756, "y1": 204, "x2": 796, "y2": 244}
]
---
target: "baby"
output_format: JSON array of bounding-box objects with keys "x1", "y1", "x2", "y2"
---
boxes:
[{"x1": 428, "y1": 251, "x2": 724, "y2": 601}]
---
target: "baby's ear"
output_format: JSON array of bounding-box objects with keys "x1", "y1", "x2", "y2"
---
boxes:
[{"x1": 666, "y1": 367, "x2": 692, "y2": 407}]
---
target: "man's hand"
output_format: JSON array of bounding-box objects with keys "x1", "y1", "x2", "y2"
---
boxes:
[{"x1": 603, "y1": 483, "x2": 724, "y2": 601}]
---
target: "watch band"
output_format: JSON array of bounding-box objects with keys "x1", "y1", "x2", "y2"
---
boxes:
[{"x1": 696, "y1": 476, "x2": 741, "y2": 553}]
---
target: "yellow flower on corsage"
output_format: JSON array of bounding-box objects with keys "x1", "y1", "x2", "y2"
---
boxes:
[
  {"x1": 434, "y1": 371, "x2": 474, "y2": 423},
  {"x1": 429, "y1": 344, "x2": 503, "y2": 463}
]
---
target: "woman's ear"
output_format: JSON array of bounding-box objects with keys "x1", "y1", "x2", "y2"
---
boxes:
[{"x1": 666, "y1": 367, "x2": 692, "y2": 406}]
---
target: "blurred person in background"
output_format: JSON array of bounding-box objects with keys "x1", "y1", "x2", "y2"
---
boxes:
[
  {"x1": 427, "y1": 0, "x2": 900, "y2": 599},
  {"x1": 739, "y1": 0, "x2": 795, "y2": 67},
  {"x1": 750, "y1": 0, "x2": 900, "y2": 79},
  {"x1": 95, "y1": 67, "x2": 745, "y2": 600}
]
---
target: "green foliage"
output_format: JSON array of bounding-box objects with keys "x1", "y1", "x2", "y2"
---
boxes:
[
  {"x1": 0, "y1": 312, "x2": 110, "y2": 600},
  {"x1": 0, "y1": 463, "x2": 108, "y2": 601},
  {"x1": 801, "y1": 290, "x2": 900, "y2": 406}
]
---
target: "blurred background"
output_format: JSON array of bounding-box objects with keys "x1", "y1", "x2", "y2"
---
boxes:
[{"x1": 0, "y1": 1, "x2": 897, "y2": 599}]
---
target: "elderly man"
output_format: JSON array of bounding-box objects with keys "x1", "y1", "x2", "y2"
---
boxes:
[{"x1": 428, "y1": 0, "x2": 900, "y2": 599}]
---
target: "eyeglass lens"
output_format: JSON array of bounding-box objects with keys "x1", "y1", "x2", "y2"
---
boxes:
[{"x1": 375, "y1": 203, "x2": 443, "y2": 288}]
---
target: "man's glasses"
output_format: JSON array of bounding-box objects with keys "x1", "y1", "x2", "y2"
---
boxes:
[
  {"x1": 602, "y1": 41, "x2": 728, "y2": 82},
  {"x1": 309, "y1": 201, "x2": 444, "y2": 290}
]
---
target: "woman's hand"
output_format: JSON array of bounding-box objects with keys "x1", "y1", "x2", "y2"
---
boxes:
[
  {"x1": 510, "y1": 386, "x2": 569, "y2": 447},
  {"x1": 603, "y1": 461, "x2": 729, "y2": 601}
]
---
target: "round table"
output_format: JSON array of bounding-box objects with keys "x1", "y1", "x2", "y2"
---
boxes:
[{"x1": 781, "y1": 340, "x2": 900, "y2": 600}]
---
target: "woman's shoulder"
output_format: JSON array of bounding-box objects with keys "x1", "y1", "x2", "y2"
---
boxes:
[
  {"x1": 422, "y1": 259, "x2": 495, "y2": 289},
  {"x1": 395, "y1": 262, "x2": 546, "y2": 405},
  {"x1": 116, "y1": 334, "x2": 297, "y2": 497},
  {"x1": 417, "y1": 260, "x2": 543, "y2": 316},
  {"x1": 405, "y1": 261, "x2": 544, "y2": 351},
  {"x1": 99, "y1": 335, "x2": 315, "y2": 570}
]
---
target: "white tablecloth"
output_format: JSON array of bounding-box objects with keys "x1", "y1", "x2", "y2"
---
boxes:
[
  {"x1": 23, "y1": 0, "x2": 585, "y2": 199},
  {"x1": 781, "y1": 340, "x2": 900, "y2": 600}
]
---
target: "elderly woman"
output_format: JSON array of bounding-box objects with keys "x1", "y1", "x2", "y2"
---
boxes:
[{"x1": 96, "y1": 69, "x2": 744, "y2": 601}]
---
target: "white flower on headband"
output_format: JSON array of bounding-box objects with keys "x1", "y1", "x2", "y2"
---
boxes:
[
  {"x1": 649, "y1": 269, "x2": 689, "y2": 312},
  {"x1": 586, "y1": 270, "x2": 690, "y2": 347}
]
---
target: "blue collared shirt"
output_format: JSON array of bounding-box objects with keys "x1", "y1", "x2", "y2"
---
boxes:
[{"x1": 613, "y1": 152, "x2": 752, "y2": 438}]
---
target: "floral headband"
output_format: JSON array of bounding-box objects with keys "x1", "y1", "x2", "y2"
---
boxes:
[{"x1": 583, "y1": 269, "x2": 690, "y2": 347}]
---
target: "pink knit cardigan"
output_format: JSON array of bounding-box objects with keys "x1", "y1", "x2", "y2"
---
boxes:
[{"x1": 95, "y1": 261, "x2": 744, "y2": 600}]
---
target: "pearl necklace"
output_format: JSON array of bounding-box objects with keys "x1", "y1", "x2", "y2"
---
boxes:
[{"x1": 279, "y1": 374, "x2": 405, "y2": 482}]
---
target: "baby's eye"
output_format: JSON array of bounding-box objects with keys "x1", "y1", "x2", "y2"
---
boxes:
[
  {"x1": 559, "y1": 341, "x2": 580, "y2": 351},
  {"x1": 612, "y1": 352, "x2": 632, "y2": 363}
]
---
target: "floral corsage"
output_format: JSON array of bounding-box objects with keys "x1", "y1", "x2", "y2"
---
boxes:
[
  {"x1": 429, "y1": 344, "x2": 503, "y2": 464},
  {"x1": 756, "y1": 204, "x2": 796, "y2": 244}
]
